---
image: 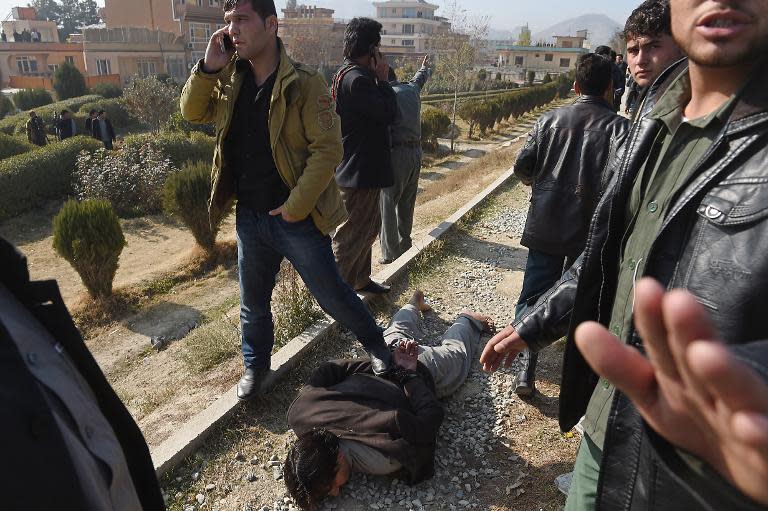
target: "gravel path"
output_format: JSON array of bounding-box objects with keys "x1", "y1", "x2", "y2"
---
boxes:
[{"x1": 163, "y1": 181, "x2": 579, "y2": 511}]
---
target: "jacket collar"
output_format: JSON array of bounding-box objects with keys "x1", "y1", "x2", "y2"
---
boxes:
[
  {"x1": 232, "y1": 38, "x2": 297, "y2": 95},
  {"x1": 641, "y1": 56, "x2": 768, "y2": 126},
  {"x1": 575, "y1": 95, "x2": 613, "y2": 109}
]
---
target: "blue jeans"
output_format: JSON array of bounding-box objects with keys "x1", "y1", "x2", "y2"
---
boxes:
[{"x1": 236, "y1": 206, "x2": 388, "y2": 369}]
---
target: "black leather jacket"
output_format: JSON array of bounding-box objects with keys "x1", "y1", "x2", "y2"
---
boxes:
[
  {"x1": 515, "y1": 96, "x2": 629, "y2": 257},
  {"x1": 515, "y1": 59, "x2": 768, "y2": 510}
]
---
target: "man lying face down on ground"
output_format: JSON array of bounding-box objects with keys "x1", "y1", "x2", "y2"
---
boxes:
[{"x1": 282, "y1": 291, "x2": 495, "y2": 509}]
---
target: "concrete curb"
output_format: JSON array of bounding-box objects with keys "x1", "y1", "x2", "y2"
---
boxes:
[{"x1": 151, "y1": 135, "x2": 525, "y2": 478}]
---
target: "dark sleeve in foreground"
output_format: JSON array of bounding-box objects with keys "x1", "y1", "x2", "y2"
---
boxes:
[
  {"x1": 643, "y1": 340, "x2": 768, "y2": 511},
  {"x1": 347, "y1": 74, "x2": 398, "y2": 125},
  {"x1": 306, "y1": 359, "x2": 372, "y2": 388},
  {"x1": 514, "y1": 252, "x2": 584, "y2": 353}
]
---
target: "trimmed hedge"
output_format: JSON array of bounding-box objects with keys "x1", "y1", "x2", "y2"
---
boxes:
[
  {"x1": 123, "y1": 131, "x2": 215, "y2": 168},
  {"x1": 0, "y1": 135, "x2": 103, "y2": 220},
  {"x1": 0, "y1": 94, "x2": 102, "y2": 135},
  {"x1": 163, "y1": 161, "x2": 224, "y2": 250},
  {"x1": 13, "y1": 88, "x2": 53, "y2": 111},
  {"x1": 0, "y1": 133, "x2": 33, "y2": 159},
  {"x1": 91, "y1": 82, "x2": 123, "y2": 99},
  {"x1": 0, "y1": 95, "x2": 15, "y2": 119},
  {"x1": 421, "y1": 105, "x2": 450, "y2": 152}
]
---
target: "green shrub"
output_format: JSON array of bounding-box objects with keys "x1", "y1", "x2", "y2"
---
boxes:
[
  {"x1": 52, "y1": 199, "x2": 126, "y2": 298},
  {"x1": 78, "y1": 98, "x2": 133, "y2": 131},
  {"x1": 13, "y1": 88, "x2": 54, "y2": 111},
  {"x1": 165, "y1": 110, "x2": 215, "y2": 136},
  {"x1": 420, "y1": 105, "x2": 450, "y2": 152},
  {"x1": 123, "y1": 131, "x2": 214, "y2": 167},
  {"x1": 0, "y1": 94, "x2": 102, "y2": 135},
  {"x1": 74, "y1": 142, "x2": 177, "y2": 217},
  {"x1": 0, "y1": 136, "x2": 103, "y2": 219},
  {"x1": 91, "y1": 82, "x2": 123, "y2": 99},
  {"x1": 0, "y1": 94, "x2": 15, "y2": 118},
  {"x1": 163, "y1": 161, "x2": 224, "y2": 250},
  {"x1": 0, "y1": 133, "x2": 33, "y2": 159},
  {"x1": 53, "y1": 62, "x2": 88, "y2": 100}
]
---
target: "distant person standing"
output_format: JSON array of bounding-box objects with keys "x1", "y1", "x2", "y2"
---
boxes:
[
  {"x1": 595, "y1": 45, "x2": 624, "y2": 112},
  {"x1": 26, "y1": 111, "x2": 47, "y2": 146},
  {"x1": 56, "y1": 109, "x2": 76, "y2": 140},
  {"x1": 1, "y1": 31, "x2": 7, "y2": 42},
  {"x1": 85, "y1": 109, "x2": 97, "y2": 136},
  {"x1": 379, "y1": 55, "x2": 431, "y2": 265},
  {"x1": 93, "y1": 110, "x2": 115, "y2": 149},
  {"x1": 332, "y1": 17, "x2": 397, "y2": 294},
  {"x1": 509, "y1": 53, "x2": 629, "y2": 397}
]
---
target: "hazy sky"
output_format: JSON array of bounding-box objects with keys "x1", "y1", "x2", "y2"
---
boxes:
[{"x1": 0, "y1": 0, "x2": 639, "y2": 34}]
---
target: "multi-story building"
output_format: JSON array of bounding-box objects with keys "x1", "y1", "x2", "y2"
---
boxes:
[
  {"x1": 101, "y1": 0, "x2": 226, "y2": 70},
  {"x1": 496, "y1": 32, "x2": 589, "y2": 82},
  {"x1": 279, "y1": 2, "x2": 345, "y2": 72},
  {"x1": 373, "y1": 0, "x2": 448, "y2": 58}
]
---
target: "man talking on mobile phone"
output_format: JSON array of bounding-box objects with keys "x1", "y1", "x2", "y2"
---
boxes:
[{"x1": 180, "y1": 0, "x2": 395, "y2": 401}]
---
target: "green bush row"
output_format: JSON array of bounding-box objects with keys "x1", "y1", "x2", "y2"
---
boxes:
[
  {"x1": 422, "y1": 86, "x2": 522, "y2": 103},
  {"x1": 123, "y1": 131, "x2": 215, "y2": 168},
  {"x1": 0, "y1": 133, "x2": 33, "y2": 160},
  {"x1": 0, "y1": 135, "x2": 103, "y2": 219},
  {"x1": 0, "y1": 94, "x2": 102, "y2": 134},
  {"x1": 421, "y1": 105, "x2": 451, "y2": 151},
  {"x1": 457, "y1": 77, "x2": 573, "y2": 138}
]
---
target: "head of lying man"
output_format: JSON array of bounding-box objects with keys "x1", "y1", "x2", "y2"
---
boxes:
[{"x1": 284, "y1": 429, "x2": 352, "y2": 510}]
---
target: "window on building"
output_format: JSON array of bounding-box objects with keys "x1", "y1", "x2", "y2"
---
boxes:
[
  {"x1": 514, "y1": 56, "x2": 524, "y2": 66},
  {"x1": 137, "y1": 59, "x2": 157, "y2": 77},
  {"x1": 560, "y1": 58, "x2": 571, "y2": 67},
  {"x1": 561, "y1": 40, "x2": 573, "y2": 48},
  {"x1": 403, "y1": 8, "x2": 416, "y2": 18},
  {"x1": 96, "y1": 59, "x2": 112, "y2": 75},
  {"x1": 196, "y1": 0, "x2": 203, "y2": 6},
  {"x1": 403, "y1": 24, "x2": 414, "y2": 34},
  {"x1": 189, "y1": 22, "x2": 211, "y2": 43},
  {"x1": 48, "y1": 64, "x2": 59, "y2": 73},
  {"x1": 209, "y1": 0, "x2": 219, "y2": 6},
  {"x1": 16, "y1": 56, "x2": 38, "y2": 74},
  {"x1": 544, "y1": 54, "x2": 553, "y2": 62},
  {"x1": 166, "y1": 57, "x2": 184, "y2": 81},
  {"x1": 65, "y1": 56, "x2": 75, "y2": 65},
  {"x1": 190, "y1": 51, "x2": 206, "y2": 65},
  {"x1": 401, "y1": 39, "x2": 414, "y2": 46}
]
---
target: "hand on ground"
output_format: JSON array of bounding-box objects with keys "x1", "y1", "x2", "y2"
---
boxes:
[
  {"x1": 480, "y1": 324, "x2": 527, "y2": 373},
  {"x1": 575, "y1": 278, "x2": 768, "y2": 505}
]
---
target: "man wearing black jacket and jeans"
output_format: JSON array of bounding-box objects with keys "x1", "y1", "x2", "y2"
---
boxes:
[
  {"x1": 510, "y1": 53, "x2": 629, "y2": 397},
  {"x1": 332, "y1": 17, "x2": 397, "y2": 294},
  {"x1": 482, "y1": 0, "x2": 768, "y2": 508}
]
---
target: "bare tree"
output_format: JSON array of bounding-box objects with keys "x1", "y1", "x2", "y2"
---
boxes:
[{"x1": 428, "y1": 0, "x2": 488, "y2": 151}]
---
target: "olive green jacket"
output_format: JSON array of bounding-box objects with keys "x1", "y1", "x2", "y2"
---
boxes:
[{"x1": 179, "y1": 41, "x2": 347, "y2": 234}]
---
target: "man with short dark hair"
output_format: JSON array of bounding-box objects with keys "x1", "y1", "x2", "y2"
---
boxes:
[
  {"x1": 181, "y1": 0, "x2": 395, "y2": 400},
  {"x1": 379, "y1": 55, "x2": 431, "y2": 265},
  {"x1": 93, "y1": 110, "x2": 115, "y2": 149},
  {"x1": 85, "y1": 108, "x2": 97, "y2": 136},
  {"x1": 482, "y1": 0, "x2": 768, "y2": 508},
  {"x1": 331, "y1": 17, "x2": 397, "y2": 294},
  {"x1": 509, "y1": 53, "x2": 629, "y2": 397},
  {"x1": 623, "y1": 0, "x2": 684, "y2": 114},
  {"x1": 595, "y1": 45, "x2": 625, "y2": 112},
  {"x1": 56, "y1": 109, "x2": 76, "y2": 140},
  {"x1": 26, "y1": 111, "x2": 47, "y2": 146},
  {"x1": 285, "y1": 291, "x2": 494, "y2": 510}
]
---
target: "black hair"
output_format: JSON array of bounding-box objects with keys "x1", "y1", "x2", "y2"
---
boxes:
[
  {"x1": 343, "y1": 17, "x2": 383, "y2": 60},
  {"x1": 387, "y1": 67, "x2": 397, "y2": 82},
  {"x1": 624, "y1": 0, "x2": 671, "y2": 41},
  {"x1": 594, "y1": 45, "x2": 612, "y2": 58},
  {"x1": 576, "y1": 53, "x2": 613, "y2": 96},
  {"x1": 89, "y1": 109, "x2": 97, "y2": 115},
  {"x1": 60, "y1": 109, "x2": 69, "y2": 115},
  {"x1": 98, "y1": 110, "x2": 106, "y2": 115},
  {"x1": 223, "y1": 0, "x2": 277, "y2": 19},
  {"x1": 284, "y1": 429, "x2": 340, "y2": 511}
]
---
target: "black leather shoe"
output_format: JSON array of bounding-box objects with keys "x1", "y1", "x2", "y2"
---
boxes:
[
  {"x1": 357, "y1": 281, "x2": 391, "y2": 294},
  {"x1": 514, "y1": 351, "x2": 538, "y2": 398},
  {"x1": 368, "y1": 348, "x2": 394, "y2": 376},
  {"x1": 237, "y1": 367, "x2": 268, "y2": 401}
]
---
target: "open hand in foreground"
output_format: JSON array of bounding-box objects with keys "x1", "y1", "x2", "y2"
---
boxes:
[
  {"x1": 575, "y1": 277, "x2": 768, "y2": 505},
  {"x1": 393, "y1": 339, "x2": 419, "y2": 371},
  {"x1": 480, "y1": 324, "x2": 528, "y2": 373}
]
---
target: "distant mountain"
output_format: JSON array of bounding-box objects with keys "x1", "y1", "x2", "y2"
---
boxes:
[{"x1": 532, "y1": 14, "x2": 621, "y2": 48}]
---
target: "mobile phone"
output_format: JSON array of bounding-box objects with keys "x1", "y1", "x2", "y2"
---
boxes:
[{"x1": 220, "y1": 33, "x2": 234, "y2": 54}]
